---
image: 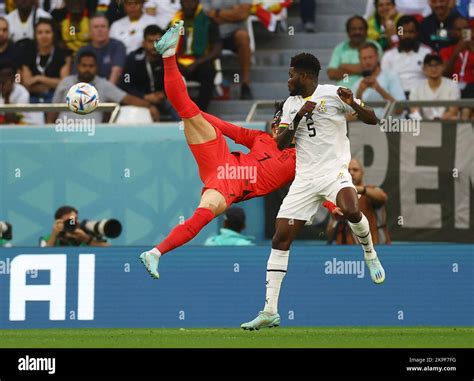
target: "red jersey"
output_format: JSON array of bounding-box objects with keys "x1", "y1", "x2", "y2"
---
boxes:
[
  {"x1": 197, "y1": 113, "x2": 296, "y2": 205},
  {"x1": 439, "y1": 45, "x2": 474, "y2": 84}
]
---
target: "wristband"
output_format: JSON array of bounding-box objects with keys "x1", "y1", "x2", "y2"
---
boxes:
[{"x1": 323, "y1": 200, "x2": 337, "y2": 213}]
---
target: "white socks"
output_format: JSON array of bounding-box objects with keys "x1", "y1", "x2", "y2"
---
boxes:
[
  {"x1": 264, "y1": 249, "x2": 289, "y2": 315},
  {"x1": 149, "y1": 247, "x2": 161, "y2": 259},
  {"x1": 163, "y1": 47, "x2": 176, "y2": 58},
  {"x1": 348, "y1": 213, "x2": 376, "y2": 259}
]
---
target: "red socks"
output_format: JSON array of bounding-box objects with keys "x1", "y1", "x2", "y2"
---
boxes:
[
  {"x1": 163, "y1": 56, "x2": 200, "y2": 119},
  {"x1": 155, "y1": 207, "x2": 215, "y2": 255}
]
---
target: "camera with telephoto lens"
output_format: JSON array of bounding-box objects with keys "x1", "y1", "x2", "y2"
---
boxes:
[
  {"x1": 0, "y1": 221, "x2": 12, "y2": 240},
  {"x1": 80, "y1": 219, "x2": 122, "y2": 239}
]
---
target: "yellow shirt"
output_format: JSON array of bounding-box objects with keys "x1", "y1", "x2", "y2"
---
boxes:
[{"x1": 61, "y1": 16, "x2": 90, "y2": 53}]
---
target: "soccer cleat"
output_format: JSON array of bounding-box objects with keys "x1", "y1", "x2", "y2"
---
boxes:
[
  {"x1": 154, "y1": 20, "x2": 183, "y2": 56},
  {"x1": 139, "y1": 251, "x2": 160, "y2": 279},
  {"x1": 241, "y1": 311, "x2": 281, "y2": 330},
  {"x1": 365, "y1": 255, "x2": 385, "y2": 284}
]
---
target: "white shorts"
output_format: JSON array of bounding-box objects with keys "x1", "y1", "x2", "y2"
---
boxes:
[{"x1": 277, "y1": 166, "x2": 356, "y2": 222}]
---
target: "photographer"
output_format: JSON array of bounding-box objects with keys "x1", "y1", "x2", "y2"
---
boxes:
[{"x1": 40, "y1": 206, "x2": 110, "y2": 247}]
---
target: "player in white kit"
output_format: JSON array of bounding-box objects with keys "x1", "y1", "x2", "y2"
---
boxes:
[{"x1": 241, "y1": 53, "x2": 386, "y2": 330}]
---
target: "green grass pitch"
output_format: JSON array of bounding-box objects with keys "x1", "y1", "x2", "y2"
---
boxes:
[{"x1": 1, "y1": 327, "x2": 473, "y2": 348}]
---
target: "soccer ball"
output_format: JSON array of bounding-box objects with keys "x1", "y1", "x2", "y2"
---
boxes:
[{"x1": 66, "y1": 82, "x2": 99, "y2": 115}]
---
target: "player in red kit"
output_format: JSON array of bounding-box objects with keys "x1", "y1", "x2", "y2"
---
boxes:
[{"x1": 139, "y1": 21, "x2": 341, "y2": 279}]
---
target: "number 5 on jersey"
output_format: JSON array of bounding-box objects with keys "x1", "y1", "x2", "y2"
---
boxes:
[{"x1": 306, "y1": 115, "x2": 316, "y2": 137}]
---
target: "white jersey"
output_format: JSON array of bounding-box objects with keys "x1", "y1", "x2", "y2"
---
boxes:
[
  {"x1": 279, "y1": 84, "x2": 354, "y2": 180},
  {"x1": 109, "y1": 14, "x2": 156, "y2": 54}
]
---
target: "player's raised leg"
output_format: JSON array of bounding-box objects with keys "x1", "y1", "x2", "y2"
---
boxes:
[
  {"x1": 336, "y1": 187, "x2": 385, "y2": 284},
  {"x1": 155, "y1": 20, "x2": 217, "y2": 144},
  {"x1": 241, "y1": 218, "x2": 306, "y2": 330}
]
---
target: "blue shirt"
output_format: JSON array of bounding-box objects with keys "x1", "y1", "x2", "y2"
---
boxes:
[
  {"x1": 204, "y1": 228, "x2": 255, "y2": 246},
  {"x1": 74, "y1": 39, "x2": 126, "y2": 79}
]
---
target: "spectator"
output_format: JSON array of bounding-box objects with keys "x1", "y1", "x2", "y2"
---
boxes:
[
  {"x1": 409, "y1": 53, "x2": 460, "y2": 119},
  {"x1": 172, "y1": 0, "x2": 222, "y2": 111},
  {"x1": 420, "y1": 0, "x2": 461, "y2": 52},
  {"x1": 366, "y1": 0, "x2": 432, "y2": 18},
  {"x1": 40, "y1": 205, "x2": 110, "y2": 247},
  {"x1": 327, "y1": 15, "x2": 383, "y2": 90},
  {"x1": 381, "y1": 15, "x2": 432, "y2": 97},
  {"x1": 0, "y1": 17, "x2": 17, "y2": 63},
  {"x1": 353, "y1": 42, "x2": 405, "y2": 118},
  {"x1": 109, "y1": 0, "x2": 155, "y2": 54},
  {"x1": 144, "y1": 0, "x2": 181, "y2": 30},
  {"x1": 204, "y1": 0, "x2": 253, "y2": 99},
  {"x1": 74, "y1": 14, "x2": 126, "y2": 84},
  {"x1": 19, "y1": 18, "x2": 72, "y2": 107},
  {"x1": 368, "y1": 0, "x2": 402, "y2": 50},
  {"x1": 121, "y1": 25, "x2": 179, "y2": 121},
  {"x1": 0, "y1": 60, "x2": 39, "y2": 124},
  {"x1": 53, "y1": 0, "x2": 91, "y2": 54},
  {"x1": 5, "y1": 0, "x2": 52, "y2": 44},
  {"x1": 47, "y1": 51, "x2": 160, "y2": 123},
  {"x1": 205, "y1": 207, "x2": 255, "y2": 246},
  {"x1": 300, "y1": 0, "x2": 316, "y2": 32},
  {"x1": 327, "y1": 158, "x2": 391, "y2": 245},
  {"x1": 101, "y1": 0, "x2": 126, "y2": 25},
  {"x1": 440, "y1": 16, "x2": 474, "y2": 119}
]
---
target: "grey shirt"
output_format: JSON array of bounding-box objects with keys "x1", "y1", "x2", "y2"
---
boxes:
[
  {"x1": 74, "y1": 39, "x2": 127, "y2": 80},
  {"x1": 202, "y1": 0, "x2": 252, "y2": 38},
  {"x1": 53, "y1": 75, "x2": 126, "y2": 123}
]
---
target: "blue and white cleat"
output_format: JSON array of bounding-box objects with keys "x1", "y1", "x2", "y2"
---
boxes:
[
  {"x1": 241, "y1": 311, "x2": 281, "y2": 330},
  {"x1": 365, "y1": 255, "x2": 385, "y2": 284},
  {"x1": 139, "y1": 251, "x2": 160, "y2": 279},
  {"x1": 154, "y1": 20, "x2": 183, "y2": 55}
]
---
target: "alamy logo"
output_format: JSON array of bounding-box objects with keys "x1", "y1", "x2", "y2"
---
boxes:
[
  {"x1": 324, "y1": 258, "x2": 365, "y2": 278},
  {"x1": 18, "y1": 355, "x2": 55, "y2": 375}
]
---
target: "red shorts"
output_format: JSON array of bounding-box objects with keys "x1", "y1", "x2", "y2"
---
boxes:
[{"x1": 188, "y1": 126, "x2": 246, "y2": 207}]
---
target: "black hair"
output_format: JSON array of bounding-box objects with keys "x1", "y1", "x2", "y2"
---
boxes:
[
  {"x1": 396, "y1": 15, "x2": 420, "y2": 32},
  {"x1": 144, "y1": 24, "x2": 164, "y2": 38},
  {"x1": 0, "y1": 60, "x2": 16, "y2": 73},
  {"x1": 374, "y1": 0, "x2": 396, "y2": 27},
  {"x1": 423, "y1": 54, "x2": 443, "y2": 65},
  {"x1": 35, "y1": 17, "x2": 55, "y2": 31},
  {"x1": 346, "y1": 15, "x2": 368, "y2": 33},
  {"x1": 290, "y1": 53, "x2": 321, "y2": 78},
  {"x1": 77, "y1": 50, "x2": 97, "y2": 63},
  {"x1": 55, "y1": 206, "x2": 78, "y2": 219}
]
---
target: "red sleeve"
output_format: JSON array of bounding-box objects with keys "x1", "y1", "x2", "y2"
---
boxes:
[{"x1": 201, "y1": 112, "x2": 264, "y2": 149}]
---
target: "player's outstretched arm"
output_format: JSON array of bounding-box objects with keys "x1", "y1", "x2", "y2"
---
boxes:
[
  {"x1": 337, "y1": 87, "x2": 378, "y2": 125},
  {"x1": 277, "y1": 101, "x2": 316, "y2": 150}
]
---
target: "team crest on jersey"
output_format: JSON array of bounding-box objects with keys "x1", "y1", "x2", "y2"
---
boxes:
[{"x1": 317, "y1": 100, "x2": 327, "y2": 113}]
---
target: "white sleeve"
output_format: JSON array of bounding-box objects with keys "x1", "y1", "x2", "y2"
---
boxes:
[{"x1": 279, "y1": 98, "x2": 293, "y2": 127}]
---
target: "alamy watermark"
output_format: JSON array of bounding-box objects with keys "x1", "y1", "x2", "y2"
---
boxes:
[
  {"x1": 325, "y1": 258, "x2": 365, "y2": 278},
  {"x1": 55, "y1": 116, "x2": 95, "y2": 136},
  {"x1": 380, "y1": 116, "x2": 420, "y2": 136},
  {"x1": 217, "y1": 164, "x2": 257, "y2": 183}
]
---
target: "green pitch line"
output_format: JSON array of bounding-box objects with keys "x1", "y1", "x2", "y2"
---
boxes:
[{"x1": 0, "y1": 327, "x2": 472, "y2": 348}]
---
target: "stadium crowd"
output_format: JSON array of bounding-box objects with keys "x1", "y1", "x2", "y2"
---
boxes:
[{"x1": 0, "y1": 0, "x2": 471, "y2": 124}]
